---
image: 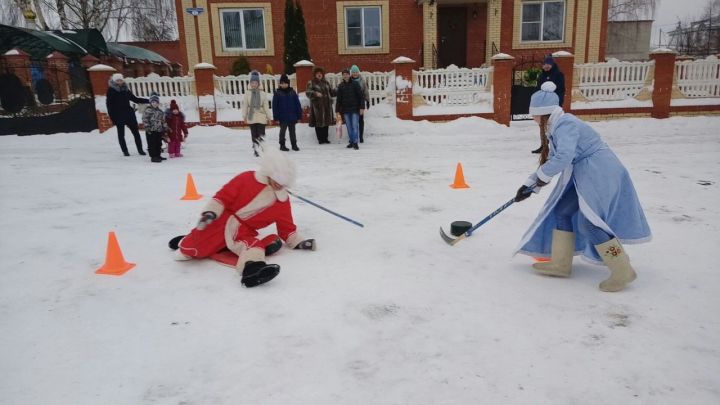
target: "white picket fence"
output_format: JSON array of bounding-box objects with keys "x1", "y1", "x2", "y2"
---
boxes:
[
  {"x1": 214, "y1": 73, "x2": 289, "y2": 110},
  {"x1": 674, "y1": 55, "x2": 720, "y2": 98},
  {"x1": 575, "y1": 59, "x2": 654, "y2": 101},
  {"x1": 413, "y1": 65, "x2": 492, "y2": 105},
  {"x1": 324, "y1": 71, "x2": 395, "y2": 106},
  {"x1": 124, "y1": 73, "x2": 195, "y2": 98}
]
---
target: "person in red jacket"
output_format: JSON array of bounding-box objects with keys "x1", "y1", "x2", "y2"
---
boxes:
[
  {"x1": 165, "y1": 100, "x2": 188, "y2": 158},
  {"x1": 169, "y1": 147, "x2": 315, "y2": 287}
]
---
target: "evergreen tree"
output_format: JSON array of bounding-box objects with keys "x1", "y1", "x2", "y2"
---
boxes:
[
  {"x1": 295, "y1": 1, "x2": 311, "y2": 63},
  {"x1": 283, "y1": 0, "x2": 311, "y2": 74}
]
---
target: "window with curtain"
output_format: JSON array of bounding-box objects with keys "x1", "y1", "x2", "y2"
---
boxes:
[
  {"x1": 220, "y1": 8, "x2": 266, "y2": 50},
  {"x1": 521, "y1": 1, "x2": 565, "y2": 42},
  {"x1": 345, "y1": 6, "x2": 381, "y2": 48}
]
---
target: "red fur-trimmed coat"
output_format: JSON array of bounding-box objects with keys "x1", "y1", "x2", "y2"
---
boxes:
[{"x1": 165, "y1": 110, "x2": 188, "y2": 141}]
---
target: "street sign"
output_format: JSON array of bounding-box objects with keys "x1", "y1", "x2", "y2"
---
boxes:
[{"x1": 186, "y1": 7, "x2": 205, "y2": 16}]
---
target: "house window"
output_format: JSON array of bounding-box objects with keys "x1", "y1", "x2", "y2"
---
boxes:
[
  {"x1": 220, "y1": 8, "x2": 266, "y2": 50},
  {"x1": 345, "y1": 6, "x2": 382, "y2": 48},
  {"x1": 521, "y1": 1, "x2": 565, "y2": 42}
]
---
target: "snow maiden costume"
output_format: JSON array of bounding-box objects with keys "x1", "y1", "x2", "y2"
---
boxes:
[
  {"x1": 514, "y1": 82, "x2": 651, "y2": 292},
  {"x1": 170, "y1": 147, "x2": 316, "y2": 287}
]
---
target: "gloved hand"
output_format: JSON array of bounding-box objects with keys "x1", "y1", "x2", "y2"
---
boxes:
[
  {"x1": 515, "y1": 185, "x2": 534, "y2": 202},
  {"x1": 196, "y1": 211, "x2": 218, "y2": 230},
  {"x1": 294, "y1": 239, "x2": 316, "y2": 251}
]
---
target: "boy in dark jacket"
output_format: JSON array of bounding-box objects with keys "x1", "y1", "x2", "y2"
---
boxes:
[
  {"x1": 272, "y1": 74, "x2": 303, "y2": 151},
  {"x1": 106, "y1": 73, "x2": 149, "y2": 156},
  {"x1": 142, "y1": 93, "x2": 168, "y2": 163},
  {"x1": 335, "y1": 69, "x2": 365, "y2": 150}
]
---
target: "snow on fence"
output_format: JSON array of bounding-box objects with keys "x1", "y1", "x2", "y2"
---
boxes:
[
  {"x1": 674, "y1": 55, "x2": 720, "y2": 98},
  {"x1": 324, "y1": 71, "x2": 394, "y2": 106},
  {"x1": 214, "y1": 73, "x2": 286, "y2": 110},
  {"x1": 575, "y1": 59, "x2": 654, "y2": 101},
  {"x1": 124, "y1": 73, "x2": 195, "y2": 98},
  {"x1": 413, "y1": 65, "x2": 492, "y2": 106}
]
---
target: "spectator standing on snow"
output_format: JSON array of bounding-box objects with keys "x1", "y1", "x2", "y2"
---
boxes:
[
  {"x1": 532, "y1": 55, "x2": 566, "y2": 154},
  {"x1": 106, "y1": 73, "x2": 149, "y2": 156},
  {"x1": 272, "y1": 74, "x2": 303, "y2": 152},
  {"x1": 306, "y1": 67, "x2": 335, "y2": 144},
  {"x1": 350, "y1": 65, "x2": 370, "y2": 143},
  {"x1": 514, "y1": 82, "x2": 651, "y2": 293},
  {"x1": 165, "y1": 99, "x2": 189, "y2": 158},
  {"x1": 141, "y1": 93, "x2": 168, "y2": 163},
  {"x1": 243, "y1": 70, "x2": 272, "y2": 156},
  {"x1": 335, "y1": 68, "x2": 365, "y2": 150}
]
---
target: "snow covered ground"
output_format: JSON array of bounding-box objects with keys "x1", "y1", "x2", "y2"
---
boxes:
[{"x1": 0, "y1": 110, "x2": 718, "y2": 405}]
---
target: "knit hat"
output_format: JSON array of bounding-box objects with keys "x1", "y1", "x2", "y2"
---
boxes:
[
  {"x1": 149, "y1": 92, "x2": 160, "y2": 103},
  {"x1": 341, "y1": 68, "x2": 350, "y2": 75},
  {"x1": 170, "y1": 100, "x2": 179, "y2": 110},
  {"x1": 350, "y1": 65, "x2": 360, "y2": 74},
  {"x1": 529, "y1": 82, "x2": 560, "y2": 116},
  {"x1": 249, "y1": 70, "x2": 261, "y2": 84},
  {"x1": 111, "y1": 73, "x2": 124, "y2": 82},
  {"x1": 279, "y1": 74, "x2": 290, "y2": 84},
  {"x1": 257, "y1": 145, "x2": 296, "y2": 187},
  {"x1": 543, "y1": 55, "x2": 554, "y2": 65},
  {"x1": 313, "y1": 67, "x2": 325, "y2": 75}
]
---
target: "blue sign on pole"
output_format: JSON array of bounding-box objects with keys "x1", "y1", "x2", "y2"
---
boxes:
[{"x1": 186, "y1": 7, "x2": 205, "y2": 16}]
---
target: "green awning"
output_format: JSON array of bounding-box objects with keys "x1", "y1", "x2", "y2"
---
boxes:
[
  {"x1": 53, "y1": 28, "x2": 109, "y2": 57},
  {"x1": 106, "y1": 43, "x2": 170, "y2": 64},
  {"x1": 0, "y1": 24, "x2": 87, "y2": 60}
]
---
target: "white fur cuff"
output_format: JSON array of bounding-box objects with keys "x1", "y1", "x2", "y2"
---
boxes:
[
  {"x1": 285, "y1": 232, "x2": 304, "y2": 248},
  {"x1": 203, "y1": 198, "x2": 225, "y2": 217},
  {"x1": 536, "y1": 167, "x2": 552, "y2": 184},
  {"x1": 236, "y1": 247, "x2": 266, "y2": 271}
]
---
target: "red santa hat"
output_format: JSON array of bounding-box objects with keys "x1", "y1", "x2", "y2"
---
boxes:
[{"x1": 257, "y1": 145, "x2": 296, "y2": 187}]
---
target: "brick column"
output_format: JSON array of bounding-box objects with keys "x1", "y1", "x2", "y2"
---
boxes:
[
  {"x1": 194, "y1": 63, "x2": 217, "y2": 125},
  {"x1": 294, "y1": 60, "x2": 314, "y2": 123},
  {"x1": 47, "y1": 51, "x2": 71, "y2": 101},
  {"x1": 3, "y1": 49, "x2": 32, "y2": 88},
  {"x1": 80, "y1": 54, "x2": 100, "y2": 70},
  {"x1": 552, "y1": 51, "x2": 574, "y2": 111},
  {"x1": 491, "y1": 53, "x2": 514, "y2": 126},
  {"x1": 87, "y1": 64, "x2": 116, "y2": 132},
  {"x1": 650, "y1": 49, "x2": 677, "y2": 119},
  {"x1": 392, "y1": 57, "x2": 416, "y2": 120}
]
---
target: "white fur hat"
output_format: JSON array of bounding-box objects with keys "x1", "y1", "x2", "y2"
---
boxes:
[
  {"x1": 257, "y1": 145, "x2": 296, "y2": 187},
  {"x1": 111, "y1": 73, "x2": 124, "y2": 82},
  {"x1": 529, "y1": 81, "x2": 560, "y2": 116}
]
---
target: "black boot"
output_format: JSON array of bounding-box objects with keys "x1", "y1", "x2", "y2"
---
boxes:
[
  {"x1": 280, "y1": 145, "x2": 289, "y2": 151},
  {"x1": 353, "y1": 143, "x2": 359, "y2": 150},
  {"x1": 138, "y1": 150, "x2": 147, "y2": 156},
  {"x1": 531, "y1": 146, "x2": 542, "y2": 154},
  {"x1": 168, "y1": 235, "x2": 185, "y2": 250},
  {"x1": 241, "y1": 261, "x2": 280, "y2": 287},
  {"x1": 346, "y1": 143, "x2": 353, "y2": 148},
  {"x1": 291, "y1": 144, "x2": 300, "y2": 151},
  {"x1": 123, "y1": 151, "x2": 130, "y2": 156},
  {"x1": 151, "y1": 156, "x2": 162, "y2": 162}
]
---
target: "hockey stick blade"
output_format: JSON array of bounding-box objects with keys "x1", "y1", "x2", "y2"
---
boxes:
[{"x1": 439, "y1": 227, "x2": 466, "y2": 246}]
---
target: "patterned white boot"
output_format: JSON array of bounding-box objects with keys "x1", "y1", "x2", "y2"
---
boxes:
[{"x1": 595, "y1": 238, "x2": 637, "y2": 292}]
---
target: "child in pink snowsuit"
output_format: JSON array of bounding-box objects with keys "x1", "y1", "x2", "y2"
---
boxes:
[{"x1": 165, "y1": 100, "x2": 188, "y2": 158}]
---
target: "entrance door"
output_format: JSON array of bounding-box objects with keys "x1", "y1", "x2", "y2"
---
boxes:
[{"x1": 438, "y1": 7, "x2": 468, "y2": 68}]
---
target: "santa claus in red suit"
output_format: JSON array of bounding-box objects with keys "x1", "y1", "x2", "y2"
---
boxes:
[{"x1": 169, "y1": 147, "x2": 315, "y2": 287}]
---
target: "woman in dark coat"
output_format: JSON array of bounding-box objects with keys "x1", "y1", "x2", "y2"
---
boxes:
[
  {"x1": 106, "y1": 73, "x2": 149, "y2": 156},
  {"x1": 305, "y1": 67, "x2": 335, "y2": 144}
]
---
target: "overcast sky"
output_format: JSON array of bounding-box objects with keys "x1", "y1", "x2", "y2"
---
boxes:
[{"x1": 652, "y1": 0, "x2": 712, "y2": 45}]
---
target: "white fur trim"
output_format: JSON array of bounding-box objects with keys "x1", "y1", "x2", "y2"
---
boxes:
[
  {"x1": 536, "y1": 167, "x2": 552, "y2": 184},
  {"x1": 202, "y1": 198, "x2": 225, "y2": 217},
  {"x1": 236, "y1": 247, "x2": 266, "y2": 272},
  {"x1": 256, "y1": 145, "x2": 297, "y2": 187},
  {"x1": 285, "y1": 232, "x2": 304, "y2": 248},
  {"x1": 548, "y1": 107, "x2": 565, "y2": 134},
  {"x1": 225, "y1": 216, "x2": 242, "y2": 254},
  {"x1": 274, "y1": 189, "x2": 289, "y2": 202},
  {"x1": 235, "y1": 187, "x2": 276, "y2": 220},
  {"x1": 173, "y1": 250, "x2": 193, "y2": 261},
  {"x1": 529, "y1": 105, "x2": 557, "y2": 116}
]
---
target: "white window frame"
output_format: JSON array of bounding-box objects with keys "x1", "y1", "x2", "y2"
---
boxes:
[
  {"x1": 219, "y1": 8, "x2": 267, "y2": 51},
  {"x1": 344, "y1": 6, "x2": 382, "y2": 49},
  {"x1": 520, "y1": 1, "x2": 566, "y2": 43}
]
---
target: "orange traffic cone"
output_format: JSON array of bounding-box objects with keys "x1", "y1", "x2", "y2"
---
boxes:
[
  {"x1": 180, "y1": 173, "x2": 203, "y2": 200},
  {"x1": 449, "y1": 162, "x2": 470, "y2": 189},
  {"x1": 95, "y1": 232, "x2": 136, "y2": 276}
]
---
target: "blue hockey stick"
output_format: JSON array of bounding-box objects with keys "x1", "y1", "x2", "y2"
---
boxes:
[
  {"x1": 440, "y1": 186, "x2": 535, "y2": 246},
  {"x1": 287, "y1": 190, "x2": 364, "y2": 228}
]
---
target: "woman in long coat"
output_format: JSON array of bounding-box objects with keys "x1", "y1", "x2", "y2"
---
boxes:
[
  {"x1": 305, "y1": 67, "x2": 335, "y2": 144},
  {"x1": 514, "y1": 82, "x2": 651, "y2": 292},
  {"x1": 106, "y1": 73, "x2": 149, "y2": 156}
]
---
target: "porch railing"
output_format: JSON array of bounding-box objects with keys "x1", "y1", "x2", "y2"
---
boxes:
[
  {"x1": 124, "y1": 73, "x2": 195, "y2": 98},
  {"x1": 575, "y1": 59, "x2": 654, "y2": 101},
  {"x1": 674, "y1": 55, "x2": 720, "y2": 98},
  {"x1": 413, "y1": 66, "x2": 492, "y2": 106}
]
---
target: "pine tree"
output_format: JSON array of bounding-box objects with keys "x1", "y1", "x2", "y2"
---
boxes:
[
  {"x1": 283, "y1": 0, "x2": 311, "y2": 74},
  {"x1": 295, "y1": 1, "x2": 311, "y2": 63}
]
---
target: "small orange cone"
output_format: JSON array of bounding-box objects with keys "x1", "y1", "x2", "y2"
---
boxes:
[
  {"x1": 180, "y1": 173, "x2": 203, "y2": 200},
  {"x1": 95, "y1": 232, "x2": 136, "y2": 276},
  {"x1": 449, "y1": 162, "x2": 470, "y2": 189}
]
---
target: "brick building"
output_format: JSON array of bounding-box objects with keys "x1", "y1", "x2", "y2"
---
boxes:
[{"x1": 175, "y1": 0, "x2": 609, "y2": 73}]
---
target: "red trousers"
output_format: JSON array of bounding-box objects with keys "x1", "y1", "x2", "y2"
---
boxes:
[{"x1": 179, "y1": 212, "x2": 278, "y2": 258}]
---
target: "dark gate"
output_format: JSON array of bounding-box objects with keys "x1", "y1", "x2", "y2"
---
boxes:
[
  {"x1": 511, "y1": 57, "x2": 543, "y2": 120},
  {"x1": 438, "y1": 7, "x2": 468, "y2": 68},
  {"x1": 0, "y1": 59, "x2": 97, "y2": 136}
]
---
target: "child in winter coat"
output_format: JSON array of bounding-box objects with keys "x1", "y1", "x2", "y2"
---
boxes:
[
  {"x1": 272, "y1": 74, "x2": 303, "y2": 151},
  {"x1": 242, "y1": 70, "x2": 272, "y2": 156},
  {"x1": 141, "y1": 93, "x2": 168, "y2": 163},
  {"x1": 165, "y1": 99, "x2": 189, "y2": 158}
]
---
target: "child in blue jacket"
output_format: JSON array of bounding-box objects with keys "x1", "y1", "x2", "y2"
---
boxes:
[{"x1": 272, "y1": 74, "x2": 303, "y2": 151}]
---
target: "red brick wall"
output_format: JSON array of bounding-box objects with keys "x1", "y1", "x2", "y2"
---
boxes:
[{"x1": 466, "y1": 4, "x2": 487, "y2": 67}]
